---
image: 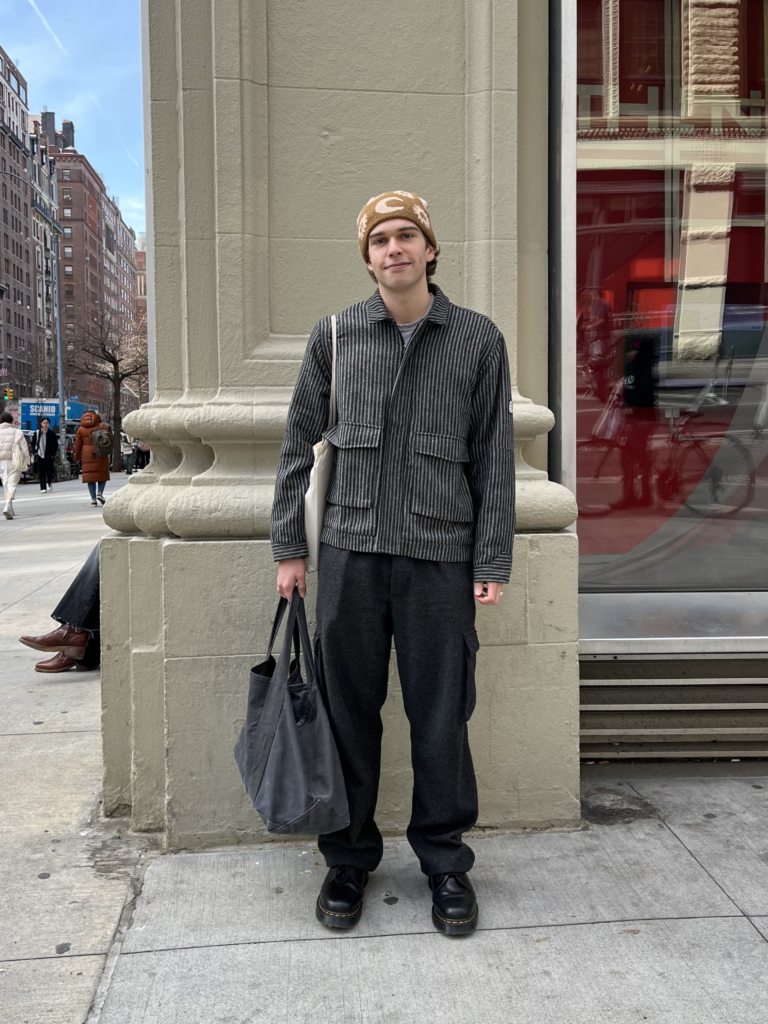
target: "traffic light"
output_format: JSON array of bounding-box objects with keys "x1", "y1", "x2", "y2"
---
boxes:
[{"x1": 2, "y1": 388, "x2": 12, "y2": 401}]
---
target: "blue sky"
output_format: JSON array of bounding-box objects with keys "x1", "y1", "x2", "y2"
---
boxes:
[{"x1": 0, "y1": 0, "x2": 145, "y2": 234}]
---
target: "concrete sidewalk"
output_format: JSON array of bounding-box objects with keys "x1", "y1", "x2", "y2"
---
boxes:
[
  {"x1": 0, "y1": 475, "x2": 156, "y2": 1024},
  {"x1": 91, "y1": 765, "x2": 768, "y2": 1024}
]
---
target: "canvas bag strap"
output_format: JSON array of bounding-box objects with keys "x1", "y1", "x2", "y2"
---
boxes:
[
  {"x1": 326, "y1": 315, "x2": 337, "y2": 431},
  {"x1": 248, "y1": 589, "x2": 303, "y2": 798},
  {"x1": 265, "y1": 594, "x2": 300, "y2": 664}
]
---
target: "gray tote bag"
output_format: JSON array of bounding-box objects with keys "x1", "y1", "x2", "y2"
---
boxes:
[{"x1": 234, "y1": 590, "x2": 349, "y2": 835}]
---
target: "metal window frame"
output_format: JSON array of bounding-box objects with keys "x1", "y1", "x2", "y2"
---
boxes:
[{"x1": 548, "y1": 0, "x2": 577, "y2": 500}]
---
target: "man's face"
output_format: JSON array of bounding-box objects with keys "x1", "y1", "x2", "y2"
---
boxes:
[
  {"x1": 41, "y1": 419, "x2": 49, "y2": 430},
  {"x1": 366, "y1": 218, "x2": 435, "y2": 291}
]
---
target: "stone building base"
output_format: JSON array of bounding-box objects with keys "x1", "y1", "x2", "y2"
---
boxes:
[{"x1": 100, "y1": 533, "x2": 581, "y2": 850}]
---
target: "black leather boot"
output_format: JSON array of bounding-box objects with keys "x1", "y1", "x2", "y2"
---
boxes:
[
  {"x1": 429, "y1": 873, "x2": 478, "y2": 935},
  {"x1": 316, "y1": 866, "x2": 369, "y2": 929}
]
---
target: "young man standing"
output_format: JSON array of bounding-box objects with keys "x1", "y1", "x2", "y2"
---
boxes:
[{"x1": 271, "y1": 191, "x2": 514, "y2": 936}]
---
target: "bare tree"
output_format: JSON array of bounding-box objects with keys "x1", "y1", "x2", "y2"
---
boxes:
[{"x1": 67, "y1": 300, "x2": 149, "y2": 471}]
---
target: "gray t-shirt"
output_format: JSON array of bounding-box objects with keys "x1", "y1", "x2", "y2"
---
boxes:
[{"x1": 396, "y1": 297, "x2": 434, "y2": 346}]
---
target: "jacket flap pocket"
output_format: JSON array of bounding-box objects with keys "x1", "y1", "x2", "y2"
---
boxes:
[
  {"x1": 414, "y1": 433, "x2": 470, "y2": 463},
  {"x1": 325, "y1": 422, "x2": 381, "y2": 449}
]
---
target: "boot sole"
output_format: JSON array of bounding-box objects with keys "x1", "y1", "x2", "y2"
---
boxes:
[
  {"x1": 35, "y1": 662, "x2": 76, "y2": 673},
  {"x1": 20, "y1": 638, "x2": 86, "y2": 659},
  {"x1": 432, "y1": 905, "x2": 478, "y2": 936},
  {"x1": 316, "y1": 899, "x2": 363, "y2": 929}
]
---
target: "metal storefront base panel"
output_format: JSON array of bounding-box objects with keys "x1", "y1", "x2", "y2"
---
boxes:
[{"x1": 579, "y1": 591, "x2": 768, "y2": 655}]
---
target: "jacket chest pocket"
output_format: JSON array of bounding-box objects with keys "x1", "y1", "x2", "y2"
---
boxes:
[
  {"x1": 325, "y1": 422, "x2": 382, "y2": 508},
  {"x1": 410, "y1": 433, "x2": 474, "y2": 523}
]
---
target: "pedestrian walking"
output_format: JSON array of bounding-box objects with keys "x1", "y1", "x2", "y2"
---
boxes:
[
  {"x1": 32, "y1": 416, "x2": 58, "y2": 492},
  {"x1": 19, "y1": 542, "x2": 101, "y2": 672},
  {"x1": 271, "y1": 191, "x2": 515, "y2": 936},
  {"x1": 74, "y1": 411, "x2": 113, "y2": 506},
  {"x1": 135, "y1": 442, "x2": 150, "y2": 470},
  {"x1": 0, "y1": 410, "x2": 31, "y2": 519},
  {"x1": 121, "y1": 434, "x2": 135, "y2": 475}
]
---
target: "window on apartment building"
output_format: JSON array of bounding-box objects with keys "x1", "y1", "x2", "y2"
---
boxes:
[
  {"x1": 64, "y1": 266, "x2": 73, "y2": 276},
  {"x1": 63, "y1": 208, "x2": 71, "y2": 218},
  {"x1": 62, "y1": 169, "x2": 70, "y2": 181},
  {"x1": 65, "y1": 285, "x2": 73, "y2": 297},
  {"x1": 63, "y1": 227, "x2": 72, "y2": 239},
  {"x1": 62, "y1": 189, "x2": 70, "y2": 200},
  {"x1": 66, "y1": 323, "x2": 74, "y2": 333},
  {"x1": 63, "y1": 246, "x2": 72, "y2": 257}
]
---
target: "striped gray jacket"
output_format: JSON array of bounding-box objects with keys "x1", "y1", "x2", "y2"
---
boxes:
[{"x1": 271, "y1": 284, "x2": 515, "y2": 582}]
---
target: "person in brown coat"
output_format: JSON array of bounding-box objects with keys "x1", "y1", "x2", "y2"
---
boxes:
[{"x1": 74, "y1": 411, "x2": 113, "y2": 506}]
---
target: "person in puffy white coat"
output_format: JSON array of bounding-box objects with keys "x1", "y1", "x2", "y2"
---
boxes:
[{"x1": 0, "y1": 411, "x2": 31, "y2": 519}]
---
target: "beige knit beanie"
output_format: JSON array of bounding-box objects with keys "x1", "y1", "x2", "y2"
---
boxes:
[{"x1": 357, "y1": 191, "x2": 436, "y2": 261}]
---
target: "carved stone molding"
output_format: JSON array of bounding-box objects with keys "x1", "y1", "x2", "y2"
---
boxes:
[
  {"x1": 165, "y1": 390, "x2": 292, "y2": 539},
  {"x1": 512, "y1": 391, "x2": 578, "y2": 532}
]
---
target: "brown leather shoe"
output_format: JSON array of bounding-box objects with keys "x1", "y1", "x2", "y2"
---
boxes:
[
  {"x1": 20, "y1": 625, "x2": 88, "y2": 660},
  {"x1": 34, "y1": 651, "x2": 90, "y2": 673}
]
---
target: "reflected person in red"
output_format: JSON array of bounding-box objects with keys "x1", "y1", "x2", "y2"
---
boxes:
[
  {"x1": 583, "y1": 287, "x2": 614, "y2": 402},
  {"x1": 614, "y1": 332, "x2": 658, "y2": 510}
]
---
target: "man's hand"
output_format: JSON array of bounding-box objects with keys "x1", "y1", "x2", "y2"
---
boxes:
[
  {"x1": 277, "y1": 558, "x2": 307, "y2": 599},
  {"x1": 474, "y1": 581, "x2": 503, "y2": 606}
]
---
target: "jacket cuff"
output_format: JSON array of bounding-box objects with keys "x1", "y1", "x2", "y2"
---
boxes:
[
  {"x1": 272, "y1": 542, "x2": 310, "y2": 562},
  {"x1": 473, "y1": 558, "x2": 511, "y2": 584}
]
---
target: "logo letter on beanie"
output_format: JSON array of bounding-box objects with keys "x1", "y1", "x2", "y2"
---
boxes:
[
  {"x1": 375, "y1": 197, "x2": 406, "y2": 215},
  {"x1": 413, "y1": 204, "x2": 430, "y2": 230}
]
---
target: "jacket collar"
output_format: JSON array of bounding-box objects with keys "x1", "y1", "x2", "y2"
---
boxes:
[{"x1": 365, "y1": 282, "x2": 449, "y2": 326}]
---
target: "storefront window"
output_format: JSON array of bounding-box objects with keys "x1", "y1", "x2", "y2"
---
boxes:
[{"x1": 576, "y1": 0, "x2": 768, "y2": 592}]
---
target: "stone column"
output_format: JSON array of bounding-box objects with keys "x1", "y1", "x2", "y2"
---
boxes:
[
  {"x1": 101, "y1": 0, "x2": 581, "y2": 846},
  {"x1": 465, "y1": 0, "x2": 578, "y2": 533}
]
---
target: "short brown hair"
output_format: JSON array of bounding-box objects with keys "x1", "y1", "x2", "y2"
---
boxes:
[{"x1": 0, "y1": 411, "x2": 13, "y2": 424}]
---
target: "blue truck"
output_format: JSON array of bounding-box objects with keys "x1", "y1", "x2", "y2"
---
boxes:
[{"x1": 18, "y1": 399, "x2": 98, "y2": 432}]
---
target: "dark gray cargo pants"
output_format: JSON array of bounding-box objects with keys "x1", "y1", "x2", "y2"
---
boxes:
[{"x1": 315, "y1": 543, "x2": 479, "y2": 875}]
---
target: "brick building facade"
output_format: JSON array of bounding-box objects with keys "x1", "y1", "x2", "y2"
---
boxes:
[
  {"x1": 28, "y1": 113, "x2": 60, "y2": 397},
  {"x1": 50, "y1": 134, "x2": 108, "y2": 411},
  {"x1": 0, "y1": 47, "x2": 34, "y2": 401}
]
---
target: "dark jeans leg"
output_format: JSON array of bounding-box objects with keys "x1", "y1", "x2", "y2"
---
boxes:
[
  {"x1": 316, "y1": 545, "x2": 393, "y2": 873},
  {"x1": 52, "y1": 542, "x2": 100, "y2": 632},
  {"x1": 391, "y1": 558, "x2": 478, "y2": 875}
]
